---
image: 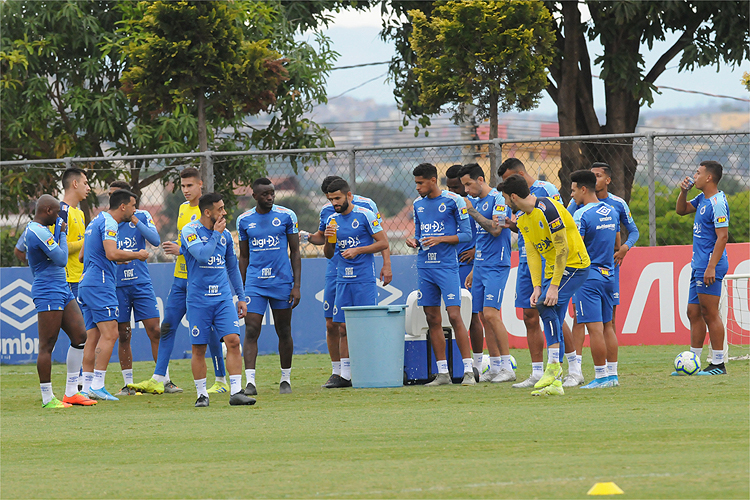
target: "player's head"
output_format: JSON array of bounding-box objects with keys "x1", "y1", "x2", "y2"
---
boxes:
[
  {"x1": 412, "y1": 163, "x2": 438, "y2": 198},
  {"x1": 590, "y1": 162, "x2": 611, "y2": 194},
  {"x1": 497, "y1": 158, "x2": 525, "y2": 181},
  {"x1": 199, "y1": 192, "x2": 226, "y2": 224},
  {"x1": 61, "y1": 167, "x2": 90, "y2": 201},
  {"x1": 570, "y1": 170, "x2": 597, "y2": 206},
  {"x1": 696, "y1": 160, "x2": 722, "y2": 189},
  {"x1": 180, "y1": 167, "x2": 203, "y2": 203},
  {"x1": 252, "y1": 177, "x2": 275, "y2": 210},
  {"x1": 108, "y1": 180, "x2": 130, "y2": 196},
  {"x1": 110, "y1": 189, "x2": 138, "y2": 222},
  {"x1": 499, "y1": 174, "x2": 531, "y2": 213},
  {"x1": 445, "y1": 164, "x2": 466, "y2": 196},
  {"x1": 325, "y1": 178, "x2": 353, "y2": 214},
  {"x1": 321, "y1": 175, "x2": 343, "y2": 195},
  {"x1": 458, "y1": 163, "x2": 486, "y2": 198},
  {"x1": 34, "y1": 194, "x2": 61, "y2": 226}
]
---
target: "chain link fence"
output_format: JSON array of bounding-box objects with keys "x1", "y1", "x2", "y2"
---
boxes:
[{"x1": 1, "y1": 132, "x2": 748, "y2": 266}]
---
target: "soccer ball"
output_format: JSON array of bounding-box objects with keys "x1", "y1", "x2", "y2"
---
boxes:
[
  {"x1": 674, "y1": 351, "x2": 701, "y2": 375},
  {"x1": 509, "y1": 354, "x2": 517, "y2": 371},
  {"x1": 481, "y1": 354, "x2": 490, "y2": 374}
]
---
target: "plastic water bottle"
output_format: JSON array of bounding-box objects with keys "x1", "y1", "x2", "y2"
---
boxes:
[{"x1": 327, "y1": 219, "x2": 337, "y2": 243}]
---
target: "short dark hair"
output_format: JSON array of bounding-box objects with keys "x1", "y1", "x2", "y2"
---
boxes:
[
  {"x1": 180, "y1": 167, "x2": 201, "y2": 180},
  {"x1": 500, "y1": 174, "x2": 530, "y2": 199},
  {"x1": 321, "y1": 175, "x2": 343, "y2": 193},
  {"x1": 700, "y1": 160, "x2": 723, "y2": 184},
  {"x1": 62, "y1": 168, "x2": 86, "y2": 190},
  {"x1": 326, "y1": 178, "x2": 350, "y2": 194},
  {"x1": 412, "y1": 163, "x2": 437, "y2": 179},
  {"x1": 445, "y1": 165, "x2": 463, "y2": 180},
  {"x1": 109, "y1": 180, "x2": 130, "y2": 191},
  {"x1": 590, "y1": 162, "x2": 611, "y2": 177},
  {"x1": 110, "y1": 189, "x2": 137, "y2": 210},
  {"x1": 199, "y1": 192, "x2": 223, "y2": 214},
  {"x1": 497, "y1": 158, "x2": 525, "y2": 178},
  {"x1": 458, "y1": 163, "x2": 484, "y2": 181},
  {"x1": 252, "y1": 177, "x2": 273, "y2": 190},
  {"x1": 570, "y1": 170, "x2": 597, "y2": 191}
]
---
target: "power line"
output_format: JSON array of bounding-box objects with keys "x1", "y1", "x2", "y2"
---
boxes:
[
  {"x1": 328, "y1": 71, "x2": 389, "y2": 100},
  {"x1": 331, "y1": 61, "x2": 390, "y2": 71}
]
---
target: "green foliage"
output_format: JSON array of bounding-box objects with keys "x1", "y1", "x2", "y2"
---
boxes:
[
  {"x1": 276, "y1": 196, "x2": 319, "y2": 233},
  {"x1": 743, "y1": 72, "x2": 750, "y2": 92},
  {"x1": 0, "y1": 228, "x2": 26, "y2": 268},
  {"x1": 355, "y1": 181, "x2": 407, "y2": 218}
]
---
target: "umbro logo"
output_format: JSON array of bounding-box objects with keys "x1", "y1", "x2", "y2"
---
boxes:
[
  {"x1": 595, "y1": 205, "x2": 612, "y2": 216},
  {"x1": 248, "y1": 222, "x2": 257, "y2": 229},
  {"x1": 417, "y1": 207, "x2": 425, "y2": 213},
  {"x1": 447, "y1": 293, "x2": 455, "y2": 300}
]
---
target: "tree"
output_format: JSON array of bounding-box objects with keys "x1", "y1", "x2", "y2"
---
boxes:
[{"x1": 355, "y1": 181, "x2": 407, "y2": 218}]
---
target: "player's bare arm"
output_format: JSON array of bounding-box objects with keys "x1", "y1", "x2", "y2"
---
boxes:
[
  {"x1": 675, "y1": 177, "x2": 697, "y2": 215},
  {"x1": 466, "y1": 205, "x2": 505, "y2": 237},
  {"x1": 238, "y1": 239, "x2": 249, "y2": 287},
  {"x1": 341, "y1": 230, "x2": 389, "y2": 260},
  {"x1": 288, "y1": 230, "x2": 302, "y2": 308},
  {"x1": 103, "y1": 239, "x2": 148, "y2": 262}
]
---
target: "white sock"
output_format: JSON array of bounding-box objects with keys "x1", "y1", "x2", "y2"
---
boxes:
[
  {"x1": 40, "y1": 382, "x2": 54, "y2": 405},
  {"x1": 91, "y1": 369, "x2": 106, "y2": 391},
  {"x1": 215, "y1": 376, "x2": 227, "y2": 384},
  {"x1": 462, "y1": 358, "x2": 473, "y2": 375},
  {"x1": 489, "y1": 356, "x2": 502, "y2": 373},
  {"x1": 194, "y1": 378, "x2": 208, "y2": 398},
  {"x1": 690, "y1": 346, "x2": 703, "y2": 360},
  {"x1": 122, "y1": 369, "x2": 133, "y2": 386},
  {"x1": 153, "y1": 374, "x2": 166, "y2": 384},
  {"x1": 331, "y1": 361, "x2": 341, "y2": 376},
  {"x1": 472, "y1": 353, "x2": 483, "y2": 370},
  {"x1": 65, "y1": 371, "x2": 80, "y2": 398},
  {"x1": 65, "y1": 345, "x2": 85, "y2": 397},
  {"x1": 229, "y1": 375, "x2": 242, "y2": 395},
  {"x1": 594, "y1": 365, "x2": 607, "y2": 379},
  {"x1": 531, "y1": 362, "x2": 544, "y2": 376},
  {"x1": 500, "y1": 355, "x2": 512, "y2": 372},
  {"x1": 341, "y1": 358, "x2": 351, "y2": 380},
  {"x1": 436, "y1": 359, "x2": 449, "y2": 374},
  {"x1": 566, "y1": 351, "x2": 577, "y2": 369},
  {"x1": 576, "y1": 355, "x2": 583, "y2": 371},
  {"x1": 607, "y1": 361, "x2": 618, "y2": 377},
  {"x1": 712, "y1": 350, "x2": 725, "y2": 365},
  {"x1": 245, "y1": 369, "x2": 256, "y2": 386},
  {"x1": 280, "y1": 368, "x2": 291, "y2": 384},
  {"x1": 548, "y1": 348, "x2": 560, "y2": 365},
  {"x1": 82, "y1": 372, "x2": 94, "y2": 393}
]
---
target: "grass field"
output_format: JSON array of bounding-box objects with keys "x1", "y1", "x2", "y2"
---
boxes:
[{"x1": 1, "y1": 345, "x2": 748, "y2": 499}]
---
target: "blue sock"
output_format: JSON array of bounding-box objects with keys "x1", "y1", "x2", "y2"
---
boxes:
[{"x1": 208, "y1": 332, "x2": 226, "y2": 378}]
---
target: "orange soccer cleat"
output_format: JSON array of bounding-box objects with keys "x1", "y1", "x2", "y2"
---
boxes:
[{"x1": 63, "y1": 392, "x2": 98, "y2": 406}]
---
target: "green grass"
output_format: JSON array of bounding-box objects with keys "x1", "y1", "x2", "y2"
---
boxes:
[{"x1": 1, "y1": 346, "x2": 748, "y2": 499}]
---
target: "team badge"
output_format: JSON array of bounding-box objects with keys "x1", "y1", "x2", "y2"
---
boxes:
[
  {"x1": 333, "y1": 305, "x2": 338, "y2": 316},
  {"x1": 438, "y1": 203, "x2": 447, "y2": 213},
  {"x1": 191, "y1": 326, "x2": 200, "y2": 337},
  {"x1": 352, "y1": 219, "x2": 360, "y2": 229},
  {"x1": 272, "y1": 217, "x2": 281, "y2": 227},
  {"x1": 416, "y1": 290, "x2": 423, "y2": 300},
  {"x1": 220, "y1": 235, "x2": 226, "y2": 246},
  {"x1": 323, "y1": 301, "x2": 330, "y2": 311},
  {"x1": 186, "y1": 233, "x2": 198, "y2": 243},
  {"x1": 129, "y1": 222, "x2": 136, "y2": 228},
  {"x1": 190, "y1": 214, "x2": 197, "y2": 221},
  {"x1": 482, "y1": 202, "x2": 489, "y2": 211},
  {"x1": 700, "y1": 206, "x2": 706, "y2": 215}
]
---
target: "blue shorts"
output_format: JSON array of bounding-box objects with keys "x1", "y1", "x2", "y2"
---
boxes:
[
  {"x1": 537, "y1": 266, "x2": 590, "y2": 327},
  {"x1": 186, "y1": 299, "x2": 240, "y2": 345},
  {"x1": 688, "y1": 268, "x2": 725, "y2": 304},
  {"x1": 246, "y1": 285, "x2": 293, "y2": 315},
  {"x1": 116, "y1": 283, "x2": 159, "y2": 323},
  {"x1": 78, "y1": 285, "x2": 119, "y2": 330},
  {"x1": 574, "y1": 271, "x2": 615, "y2": 324},
  {"x1": 471, "y1": 266, "x2": 510, "y2": 313},
  {"x1": 459, "y1": 263, "x2": 473, "y2": 290},
  {"x1": 333, "y1": 281, "x2": 377, "y2": 323},
  {"x1": 417, "y1": 267, "x2": 461, "y2": 308},
  {"x1": 515, "y1": 262, "x2": 536, "y2": 309},
  {"x1": 323, "y1": 276, "x2": 337, "y2": 319},
  {"x1": 68, "y1": 282, "x2": 79, "y2": 299},
  {"x1": 613, "y1": 266, "x2": 620, "y2": 305},
  {"x1": 32, "y1": 285, "x2": 76, "y2": 313}
]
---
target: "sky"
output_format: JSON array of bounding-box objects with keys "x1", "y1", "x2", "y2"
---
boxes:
[{"x1": 303, "y1": 5, "x2": 750, "y2": 117}]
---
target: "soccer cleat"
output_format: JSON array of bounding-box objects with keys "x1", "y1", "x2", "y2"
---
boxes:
[
  {"x1": 195, "y1": 395, "x2": 209, "y2": 407},
  {"x1": 696, "y1": 363, "x2": 727, "y2": 376},
  {"x1": 322, "y1": 374, "x2": 341, "y2": 388},
  {"x1": 164, "y1": 381, "x2": 183, "y2": 394},
  {"x1": 461, "y1": 372, "x2": 476, "y2": 386},
  {"x1": 607, "y1": 375, "x2": 619, "y2": 387},
  {"x1": 243, "y1": 382, "x2": 258, "y2": 396},
  {"x1": 512, "y1": 375, "x2": 541, "y2": 388},
  {"x1": 425, "y1": 373, "x2": 452, "y2": 386},
  {"x1": 473, "y1": 367, "x2": 480, "y2": 383},
  {"x1": 63, "y1": 392, "x2": 97, "y2": 406},
  {"x1": 491, "y1": 369, "x2": 517, "y2": 383},
  {"x1": 128, "y1": 378, "x2": 164, "y2": 395},
  {"x1": 115, "y1": 386, "x2": 136, "y2": 396},
  {"x1": 580, "y1": 377, "x2": 612, "y2": 389},
  {"x1": 229, "y1": 392, "x2": 256, "y2": 406},
  {"x1": 207, "y1": 380, "x2": 229, "y2": 394},
  {"x1": 42, "y1": 397, "x2": 72, "y2": 409},
  {"x1": 531, "y1": 379, "x2": 565, "y2": 396},
  {"x1": 562, "y1": 372, "x2": 585, "y2": 387},
  {"x1": 325, "y1": 376, "x2": 352, "y2": 389},
  {"x1": 534, "y1": 362, "x2": 563, "y2": 389},
  {"x1": 88, "y1": 387, "x2": 119, "y2": 401},
  {"x1": 279, "y1": 381, "x2": 292, "y2": 394},
  {"x1": 479, "y1": 371, "x2": 498, "y2": 383}
]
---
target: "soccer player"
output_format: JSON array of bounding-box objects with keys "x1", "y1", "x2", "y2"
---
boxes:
[
  {"x1": 675, "y1": 160, "x2": 729, "y2": 375},
  {"x1": 26, "y1": 195, "x2": 96, "y2": 408},
  {"x1": 406, "y1": 163, "x2": 476, "y2": 386},
  {"x1": 307, "y1": 176, "x2": 392, "y2": 388},
  {"x1": 569, "y1": 171, "x2": 618, "y2": 389},
  {"x1": 78, "y1": 189, "x2": 150, "y2": 400},
  {"x1": 181, "y1": 193, "x2": 254, "y2": 406},
  {"x1": 496, "y1": 158, "x2": 561, "y2": 388},
  {"x1": 106, "y1": 181, "x2": 162, "y2": 396},
  {"x1": 459, "y1": 164, "x2": 515, "y2": 383},
  {"x1": 323, "y1": 178, "x2": 390, "y2": 385},
  {"x1": 500, "y1": 174, "x2": 590, "y2": 396},
  {"x1": 237, "y1": 178, "x2": 301, "y2": 395},
  {"x1": 445, "y1": 165, "x2": 483, "y2": 380},
  {"x1": 129, "y1": 167, "x2": 227, "y2": 395}
]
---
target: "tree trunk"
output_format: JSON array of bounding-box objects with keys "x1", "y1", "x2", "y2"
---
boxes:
[
  {"x1": 489, "y1": 93, "x2": 499, "y2": 186},
  {"x1": 197, "y1": 91, "x2": 209, "y2": 186}
]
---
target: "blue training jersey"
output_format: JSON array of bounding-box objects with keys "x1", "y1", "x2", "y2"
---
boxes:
[
  {"x1": 25, "y1": 221, "x2": 69, "y2": 294},
  {"x1": 573, "y1": 202, "x2": 617, "y2": 275},
  {"x1": 319, "y1": 195, "x2": 381, "y2": 279},
  {"x1": 413, "y1": 190, "x2": 472, "y2": 269},
  {"x1": 568, "y1": 192, "x2": 640, "y2": 248},
  {"x1": 331, "y1": 206, "x2": 382, "y2": 283},
  {"x1": 237, "y1": 205, "x2": 298, "y2": 289},
  {"x1": 517, "y1": 181, "x2": 560, "y2": 263},
  {"x1": 455, "y1": 197, "x2": 477, "y2": 267},
  {"x1": 116, "y1": 210, "x2": 160, "y2": 287},
  {"x1": 689, "y1": 192, "x2": 729, "y2": 271},
  {"x1": 80, "y1": 212, "x2": 119, "y2": 289},
  {"x1": 469, "y1": 188, "x2": 512, "y2": 268}
]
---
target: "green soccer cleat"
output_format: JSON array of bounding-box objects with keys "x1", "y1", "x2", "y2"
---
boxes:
[
  {"x1": 207, "y1": 380, "x2": 229, "y2": 394},
  {"x1": 534, "y1": 362, "x2": 563, "y2": 389},
  {"x1": 127, "y1": 378, "x2": 164, "y2": 395},
  {"x1": 42, "y1": 397, "x2": 71, "y2": 409},
  {"x1": 531, "y1": 379, "x2": 565, "y2": 396}
]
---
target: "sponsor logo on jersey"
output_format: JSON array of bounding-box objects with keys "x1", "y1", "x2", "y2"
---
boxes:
[
  {"x1": 549, "y1": 218, "x2": 562, "y2": 230},
  {"x1": 417, "y1": 206, "x2": 425, "y2": 213},
  {"x1": 186, "y1": 233, "x2": 198, "y2": 243},
  {"x1": 716, "y1": 216, "x2": 727, "y2": 223},
  {"x1": 106, "y1": 229, "x2": 117, "y2": 238},
  {"x1": 248, "y1": 222, "x2": 256, "y2": 229},
  {"x1": 460, "y1": 206, "x2": 468, "y2": 216},
  {"x1": 595, "y1": 205, "x2": 612, "y2": 216},
  {"x1": 376, "y1": 212, "x2": 382, "y2": 220},
  {"x1": 46, "y1": 237, "x2": 55, "y2": 246},
  {"x1": 494, "y1": 204, "x2": 504, "y2": 212},
  {"x1": 372, "y1": 219, "x2": 380, "y2": 227}
]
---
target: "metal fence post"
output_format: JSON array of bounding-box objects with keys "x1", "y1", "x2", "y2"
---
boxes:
[
  {"x1": 348, "y1": 147, "x2": 356, "y2": 193},
  {"x1": 647, "y1": 133, "x2": 656, "y2": 247},
  {"x1": 204, "y1": 151, "x2": 214, "y2": 194}
]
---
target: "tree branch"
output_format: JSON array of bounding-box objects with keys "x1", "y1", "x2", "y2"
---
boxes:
[
  {"x1": 137, "y1": 166, "x2": 174, "y2": 189},
  {"x1": 546, "y1": 77, "x2": 559, "y2": 105},
  {"x1": 644, "y1": 19, "x2": 701, "y2": 85}
]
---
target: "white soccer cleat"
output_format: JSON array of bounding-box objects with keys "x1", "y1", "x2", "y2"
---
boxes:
[
  {"x1": 478, "y1": 371, "x2": 498, "y2": 383},
  {"x1": 491, "y1": 369, "x2": 517, "y2": 383},
  {"x1": 562, "y1": 372, "x2": 585, "y2": 387},
  {"x1": 511, "y1": 375, "x2": 541, "y2": 388}
]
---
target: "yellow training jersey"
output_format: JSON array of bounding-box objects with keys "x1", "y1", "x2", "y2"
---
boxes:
[
  {"x1": 517, "y1": 197, "x2": 589, "y2": 285},
  {"x1": 174, "y1": 202, "x2": 201, "y2": 279},
  {"x1": 65, "y1": 205, "x2": 86, "y2": 283}
]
